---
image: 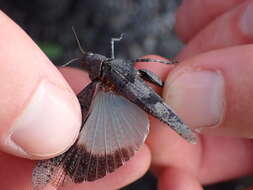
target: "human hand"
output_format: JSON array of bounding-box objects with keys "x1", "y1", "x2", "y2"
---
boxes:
[
  {"x1": 137, "y1": 0, "x2": 253, "y2": 189},
  {"x1": 0, "y1": 11, "x2": 151, "y2": 190}
]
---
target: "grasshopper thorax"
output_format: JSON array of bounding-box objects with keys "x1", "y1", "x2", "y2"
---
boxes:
[{"x1": 80, "y1": 52, "x2": 107, "y2": 81}]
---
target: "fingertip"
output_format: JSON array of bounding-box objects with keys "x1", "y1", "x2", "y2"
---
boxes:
[
  {"x1": 6, "y1": 80, "x2": 82, "y2": 159},
  {"x1": 163, "y1": 68, "x2": 225, "y2": 130},
  {"x1": 0, "y1": 12, "x2": 82, "y2": 159},
  {"x1": 163, "y1": 46, "x2": 253, "y2": 138}
]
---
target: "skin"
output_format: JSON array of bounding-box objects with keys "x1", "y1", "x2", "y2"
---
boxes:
[
  {"x1": 0, "y1": 11, "x2": 151, "y2": 190},
  {"x1": 143, "y1": 0, "x2": 253, "y2": 189},
  {"x1": 1, "y1": 0, "x2": 253, "y2": 189}
]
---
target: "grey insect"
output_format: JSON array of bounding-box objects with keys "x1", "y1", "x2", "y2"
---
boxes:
[{"x1": 32, "y1": 30, "x2": 196, "y2": 189}]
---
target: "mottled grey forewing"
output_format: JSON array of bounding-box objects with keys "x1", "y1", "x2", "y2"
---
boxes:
[
  {"x1": 32, "y1": 152, "x2": 70, "y2": 190},
  {"x1": 32, "y1": 81, "x2": 100, "y2": 190},
  {"x1": 119, "y1": 77, "x2": 197, "y2": 144},
  {"x1": 104, "y1": 59, "x2": 196, "y2": 143}
]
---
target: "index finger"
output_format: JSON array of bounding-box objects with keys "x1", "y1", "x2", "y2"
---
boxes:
[{"x1": 176, "y1": 0, "x2": 244, "y2": 42}]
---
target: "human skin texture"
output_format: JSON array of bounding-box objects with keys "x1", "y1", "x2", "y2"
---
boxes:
[
  {"x1": 140, "y1": 0, "x2": 253, "y2": 189},
  {"x1": 2, "y1": 0, "x2": 253, "y2": 189},
  {"x1": 0, "y1": 11, "x2": 151, "y2": 190}
]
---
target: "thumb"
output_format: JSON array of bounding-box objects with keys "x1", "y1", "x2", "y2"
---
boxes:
[
  {"x1": 163, "y1": 45, "x2": 253, "y2": 138},
  {"x1": 0, "y1": 12, "x2": 81, "y2": 159}
]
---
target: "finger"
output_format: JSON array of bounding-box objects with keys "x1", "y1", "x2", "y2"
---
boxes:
[
  {"x1": 148, "y1": 114, "x2": 253, "y2": 184},
  {"x1": 158, "y1": 167, "x2": 202, "y2": 190},
  {"x1": 0, "y1": 145, "x2": 150, "y2": 190},
  {"x1": 164, "y1": 45, "x2": 253, "y2": 138},
  {"x1": 0, "y1": 11, "x2": 81, "y2": 159},
  {"x1": 179, "y1": 0, "x2": 253, "y2": 59},
  {"x1": 150, "y1": 133, "x2": 253, "y2": 185},
  {"x1": 135, "y1": 56, "x2": 202, "y2": 175},
  {"x1": 197, "y1": 136, "x2": 253, "y2": 184},
  {"x1": 133, "y1": 55, "x2": 253, "y2": 184},
  {"x1": 176, "y1": 0, "x2": 244, "y2": 42},
  {"x1": 0, "y1": 151, "x2": 34, "y2": 190}
]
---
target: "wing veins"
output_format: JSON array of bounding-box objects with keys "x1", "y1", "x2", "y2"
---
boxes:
[
  {"x1": 119, "y1": 111, "x2": 142, "y2": 149},
  {"x1": 102, "y1": 94, "x2": 108, "y2": 174},
  {"x1": 110, "y1": 95, "x2": 124, "y2": 164},
  {"x1": 113, "y1": 96, "x2": 143, "y2": 150},
  {"x1": 86, "y1": 94, "x2": 102, "y2": 180}
]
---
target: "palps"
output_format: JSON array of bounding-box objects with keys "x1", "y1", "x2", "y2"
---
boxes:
[{"x1": 32, "y1": 30, "x2": 196, "y2": 189}]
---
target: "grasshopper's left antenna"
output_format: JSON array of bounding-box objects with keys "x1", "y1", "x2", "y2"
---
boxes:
[
  {"x1": 60, "y1": 57, "x2": 80, "y2": 67},
  {"x1": 60, "y1": 27, "x2": 84, "y2": 67},
  {"x1": 111, "y1": 33, "x2": 124, "y2": 59},
  {"x1": 72, "y1": 26, "x2": 85, "y2": 54}
]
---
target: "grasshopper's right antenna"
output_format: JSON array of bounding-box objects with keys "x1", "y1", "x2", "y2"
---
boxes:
[
  {"x1": 72, "y1": 26, "x2": 85, "y2": 54},
  {"x1": 111, "y1": 33, "x2": 124, "y2": 59}
]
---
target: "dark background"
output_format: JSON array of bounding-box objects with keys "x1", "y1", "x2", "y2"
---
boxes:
[{"x1": 1, "y1": 0, "x2": 252, "y2": 189}]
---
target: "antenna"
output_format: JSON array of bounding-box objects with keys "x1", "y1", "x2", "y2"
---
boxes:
[
  {"x1": 72, "y1": 26, "x2": 85, "y2": 54},
  {"x1": 111, "y1": 33, "x2": 124, "y2": 59},
  {"x1": 60, "y1": 57, "x2": 80, "y2": 67}
]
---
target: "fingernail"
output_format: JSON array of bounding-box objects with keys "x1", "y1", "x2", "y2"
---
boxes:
[
  {"x1": 163, "y1": 70, "x2": 224, "y2": 129},
  {"x1": 241, "y1": 3, "x2": 253, "y2": 36},
  {"x1": 6, "y1": 81, "x2": 81, "y2": 159}
]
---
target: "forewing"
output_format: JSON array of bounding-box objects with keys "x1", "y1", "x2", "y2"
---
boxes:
[
  {"x1": 120, "y1": 77, "x2": 197, "y2": 144},
  {"x1": 32, "y1": 82, "x2": 100, "y2": 190},
  {"x1": 77, "y1": 81, "x2": 101, "y2": 123},
  {"x1": 69, "y1": 91, "x2": 149, "y2": 182}
]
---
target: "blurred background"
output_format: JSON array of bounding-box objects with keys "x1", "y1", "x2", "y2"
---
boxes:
[
  {"x1": 0, "y1": 0, "x2": 252, "y2": 189},
  {"x1": 0, "y1": 0, "x2": 184, "y2": 65}
]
